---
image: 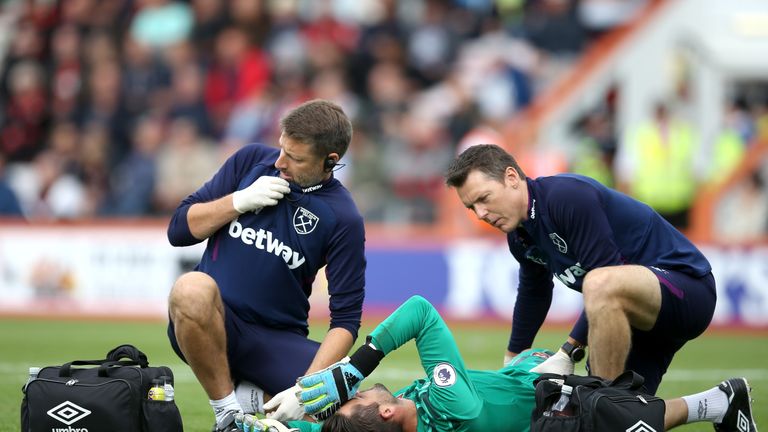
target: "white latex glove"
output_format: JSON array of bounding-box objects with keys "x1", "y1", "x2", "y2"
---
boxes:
[
  {"x1": 235, "y1": 414, "x2": 299, "y2": 432},
  {"x1": 503, "y1": 353, "x2": 515, "y2": 366},
  {"x1": 530, "y1": 350, "x2": 575, "y2": 375},
  {"x1": 232, "y1": 176, "x2": 291, "y2": 214},
  {"x1": 264, "y1": 384, "x2": 304, "y2": 422}
]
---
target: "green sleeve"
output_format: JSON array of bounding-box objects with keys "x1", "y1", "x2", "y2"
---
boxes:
[
  {"x1": 369, "y1": 295, "x2": 482, "y2": 420},
  {"x1": 286, "y1": 420, "x2": 321, "y2": 432}
]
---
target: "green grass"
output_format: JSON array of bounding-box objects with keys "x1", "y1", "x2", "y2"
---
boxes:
[{"x1": 2, "y1": 318, "x2": 766, "y2": 431}]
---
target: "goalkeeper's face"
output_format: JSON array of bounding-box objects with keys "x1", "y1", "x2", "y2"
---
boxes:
[{"x1": 338, "y1": 383, "x2": 397, "y2": 417}]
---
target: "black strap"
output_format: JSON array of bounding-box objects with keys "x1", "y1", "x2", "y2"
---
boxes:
[
  {"x1": 349, "y1": 342, "x2": 384, "y2": 377},
  {"x1": 59, "y1": 359, "x2": 143, "y2": 377},
  {"x1": 331, "y1": 367, "x2": 350, "y2": 404},
  {"x1": 59, "y1": 360, "x2": 109, "y2": 377},
  {"x1": 97, "y1": 360, "x2": 142, "y2": 377},
  {"x1": 58, "y1": 345, "x2": 148, "y2": 377}
]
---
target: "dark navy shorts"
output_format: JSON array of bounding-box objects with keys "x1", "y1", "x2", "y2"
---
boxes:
[
  {"x1": 167, "y1": 301, "x2": 320, "y2": 396},
  {"x1": 624, "y1": 267, "x2": 716, "y2": 394}
]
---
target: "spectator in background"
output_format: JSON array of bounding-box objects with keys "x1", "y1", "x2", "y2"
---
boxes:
[
  {"x1": 570, "y1": 108, "x2": 616, "y2": 187},
  {"x1": 407, "y1": 0, "x2": 459, "y2": 87},
  {"x1": 130, "y1": 0, "x2": 194, "y2": 50},
  {"x1": 48, "y1": 24, "x2": 84, "y2": 121},
  {"x1": 616, "y1": 102, "x2": 699, "y2": 229},
  {"x1": 122, "y1": 36, "x2": 172, "y2": 119},
  {"x1": 0, "y1": 155, "x2": 23, "y2": 217},
  {"x1": 0, "y1": 61, "x2": 49, "y2": 163},
  {"x1": 155, "y1": 116, "x2": 219, "y2": 213},
  {"x1": 190, "y1": 0, "x2": 229, "y2": 59},
  {"x1": 78, "y1": 122, "x2": 111, "y2": 216},
  {"x1": 523, "y1": 0, "x2": 587, "y2": 55},
  {"x1": 168, "y1": 62, "x2": 214, "y2": 137},
  {"x1": 103, "y1": 114, "x2": 164, "y2": 216},
  {"x1": 205, "y1": 26, "x2": 271, "y2": 135},
  {"x1": 0, "y1": 18, "x2": 45, "y2": 101},
  {"x1": 47, "y1": 120, "x2": 83, "y2": 177},
  {"x1": 9, "y1": 150, "x2": 86, "y2": 220},
  {"x1": 704, "y1": 102, "x2": 748, "y2": 187},
  {"x1": 76, "y1": 59, "x2": 133, "y2": 170},
  {"x1": 714, "y1": 169, "x2": 768, "y2": 243},
  {"x1": 383, "y1": 110, "x2": 454, "y2": 223},
  {"x1": 229, "y1": 0, "x2": 272, "y2": 47}
]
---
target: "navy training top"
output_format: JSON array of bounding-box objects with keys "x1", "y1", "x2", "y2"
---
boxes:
[
  {"x1": 507, "y1": 174, "x2": 711, "y2": 353},
  {"x1": 167, "y1": 144, "x2": 366, "y2": 340}
]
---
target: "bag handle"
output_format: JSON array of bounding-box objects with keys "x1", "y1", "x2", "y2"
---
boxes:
[
  {"x1": 59, "y1": 359, "x2": 145, "y2": 377},
  {"x1": 106, "y1": 344, "x2": 149, "y2": 368},
  {"x1": 59, "y1": 360, "x2": 109, "y2": 377},
  {"x1": 97, "y1": 360, "x2": 144, "y2": 377},
  {"x1": 58, "y1": 345, "x2": 149, "y2": 377},
  {"x1": 609, "y1": 370, "x2": 645, "y2": 390}
]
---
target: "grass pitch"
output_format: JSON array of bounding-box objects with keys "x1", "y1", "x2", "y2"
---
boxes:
[{"x1": 2, "y1": 318, "x2": 766, "y2": 431}]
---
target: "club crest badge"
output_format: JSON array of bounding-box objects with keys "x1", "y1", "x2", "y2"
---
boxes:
[
  {"x1": 549, "y1": 232, "x2": 568, "y2": 254},
  {"x1": 293, "y1": 207, "x2": 319, "y2": 235},
  {"x1": 433, "y1": 363, "x2": 457, "y2": 387}
]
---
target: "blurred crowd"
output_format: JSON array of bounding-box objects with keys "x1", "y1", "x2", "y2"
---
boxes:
[
  {"x1": 0, "y1": 0, "x2": 647, "y2": 223},
  {"x1": 567, "y1": 90, "x2": 768, "y2": 240}
]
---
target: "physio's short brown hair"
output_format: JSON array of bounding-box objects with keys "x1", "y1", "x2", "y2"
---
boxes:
[
  {"x1": 280, "y1": 99, "x2": 353, "y2": 159},
  {"x1": 445, "y1": 144, "x2": 526, "y2": 187}
]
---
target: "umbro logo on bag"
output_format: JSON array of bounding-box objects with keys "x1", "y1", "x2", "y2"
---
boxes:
[
  {"x1": 47, "y1": 400, "x2": 92, "y2": 425},
  {"x1": 626, "y1": 420, "x2": 657, "y2": 432}
]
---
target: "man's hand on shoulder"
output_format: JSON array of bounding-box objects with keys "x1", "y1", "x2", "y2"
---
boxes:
[{"x1": 233, "y1": 176, "x2": 290, "y2": 214}]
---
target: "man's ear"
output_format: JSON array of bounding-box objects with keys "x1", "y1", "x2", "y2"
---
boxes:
[
  {"x1": 505, "y1": 166, "x2": 520, "y2": 187},
  {"x1": 380, "y1": 405, "x2": 395, "y2": 420}
]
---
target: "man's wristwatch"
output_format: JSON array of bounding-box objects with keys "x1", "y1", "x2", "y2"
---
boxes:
[{"x1": 561, "y1": 341, "x2": 585, "y2": 363}]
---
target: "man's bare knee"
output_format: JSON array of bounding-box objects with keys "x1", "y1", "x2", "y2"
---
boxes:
[
  {"x1": 168, "y1": 272, "x2": 221, "y2": 323},
  {"x1": 582, "y1": 268, "x2": 620, "y2": 312}
]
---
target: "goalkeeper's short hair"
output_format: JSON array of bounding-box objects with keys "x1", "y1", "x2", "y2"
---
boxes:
[{"x1": 320, "y1": 403, "x2": 402, "y2": 432}]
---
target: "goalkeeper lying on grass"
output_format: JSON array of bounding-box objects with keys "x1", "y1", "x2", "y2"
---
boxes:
[{"x1": 245, "y1": 295, "x2": 757, "y2": 432}]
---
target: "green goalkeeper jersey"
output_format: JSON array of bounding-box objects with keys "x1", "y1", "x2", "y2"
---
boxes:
[{"x1": 289, "y1": 295, "x2": 548, "y2": 432}]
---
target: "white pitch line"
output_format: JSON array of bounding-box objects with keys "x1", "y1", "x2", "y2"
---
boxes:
[{"x1": 3, "y1": 363, "x2": 768, "y2": 384}]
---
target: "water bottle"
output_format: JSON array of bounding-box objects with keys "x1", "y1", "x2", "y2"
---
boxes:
[
  {"x1": 24, "y1": 367, "x2": 40, "y2": 392},
  {"x1": 550, "y1": 384, "x2": 573, "y2": 416},
  {"x1": 160, "y1": 376, "x2": 175, "y2": 402},
  {"x1": 148, "y1": 379, "x2": 166, "y2": 401}
]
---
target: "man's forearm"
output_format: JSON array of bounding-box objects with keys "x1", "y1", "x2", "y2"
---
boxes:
[
  {"x1": 187, "y1": 196, "x2": 240, "y2": 240},
  {"x1": 305, "y1": 327, "x2": 354, "y2": 374}
]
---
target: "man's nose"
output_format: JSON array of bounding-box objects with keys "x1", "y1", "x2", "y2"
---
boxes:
[
  {"x1": 475, "y1": 205, "x2": 488, "y2": 220},
  {"x1": 275, "y1": 151, "x2": 287, "y2": 169}
]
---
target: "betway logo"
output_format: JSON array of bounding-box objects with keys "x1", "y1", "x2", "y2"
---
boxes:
[
  {"x1": 229, "y1": 218, "x2": 306, "y2": 269},
  {"x1": 555, "y1": 262, "x2": 586, "y2": 287}
]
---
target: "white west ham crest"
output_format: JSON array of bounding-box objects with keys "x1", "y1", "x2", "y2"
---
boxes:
[
  {"x1": 549, "y1": 232, "x2": 568, "y2": 254},
  {"x1": 433, "y1": 363, "x2": 457, "y2": 387},
  {"x1": 293, "y1": 207, "x2": 319, "y2": 234}
]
